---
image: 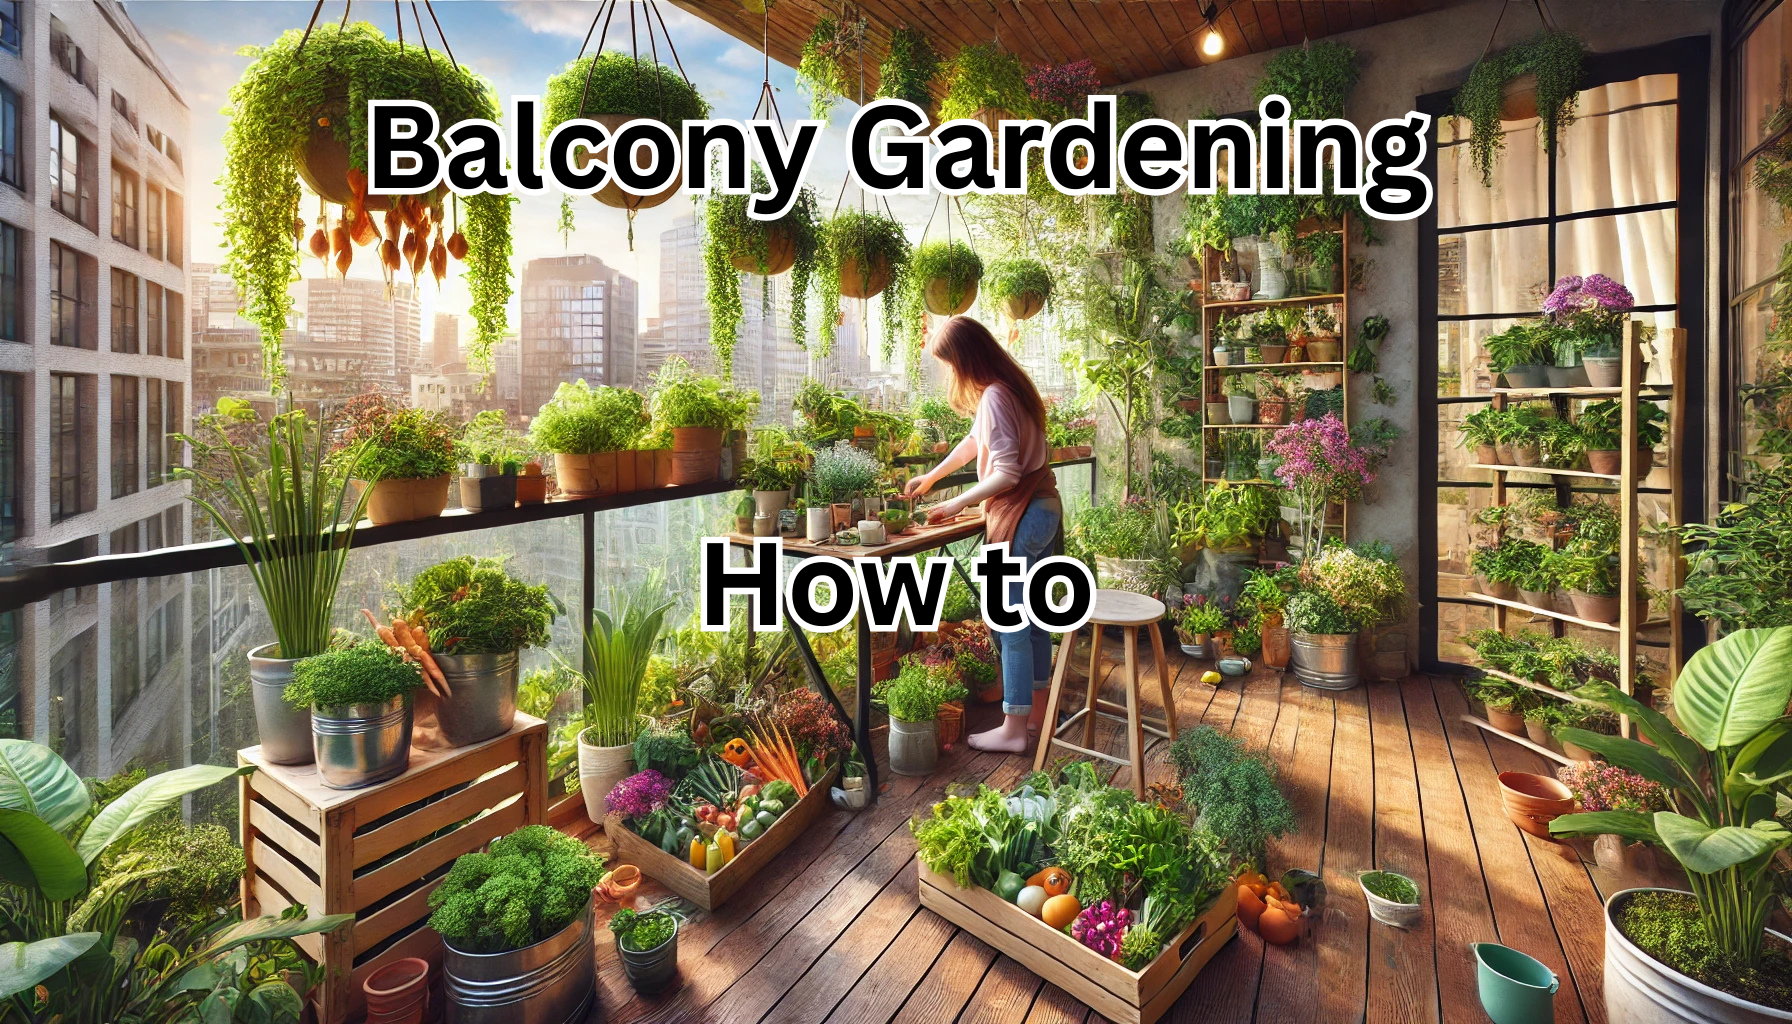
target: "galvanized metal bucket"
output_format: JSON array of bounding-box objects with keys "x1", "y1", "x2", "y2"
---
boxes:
[
  {"x1": 444, "y1": 903, "x2": 595, "y2": 1024},
  {"x1": 432, "y1": 651, "x2": 519, "y2": 747},
  {"x1": 312, "y1": 694, "x2": 413, "y2": 790},
  {"x1": 888, "y1": 717, "x2": 938, "y2": 777},
  {"x1": 617, "y1": 923, "x2": 679, "y2": 994},
  {"x1": 249, "y1": 643, "x2": 313, "y2": 765},
  {"x1": 1291, "y1": 632, "x2": 1361, "y2": 691}
]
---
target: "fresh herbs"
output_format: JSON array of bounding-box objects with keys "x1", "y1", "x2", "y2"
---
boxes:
[
  {"x1": 1360, "y1": 870, "x2": 1420, "y2": 905},
  {"x1": 573, "y1": 576, "x2": 675, "y2": 748},
  {"x1": 427, "y1": 825, "x2": 605, "y2": 954},
  {"x1": 529, "y1": 380, "x2": 649, "y2": 454},
  {"x1": 285, "y1": 641, "x2": 422, "y2": 709},
  {"x1": 649, "y1": 356, "x2": 758, "y2": 428},
  {"x1": 609, "y1": 908, "x2": 679, "y2": 953},
  {"x1": 400, "y1": 557, "x2": 556, "y2": 655},
  {"x1": 334, "y1": 393, "x2": 457, "y2": 481},
  {"x1": 807, "y1": 441, "x2": 884, "y2": 503},
  {"x1": 879, "y1": 660, "x2": 966, "y2": 723},
  {"x1": 1169, "y1": 727, "x2": 1296, "y2": 870}
]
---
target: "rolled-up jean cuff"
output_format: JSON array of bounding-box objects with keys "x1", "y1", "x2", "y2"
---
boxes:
[{"x1": 1004, "y1": 680, "x2": 1052, "y2": 716}]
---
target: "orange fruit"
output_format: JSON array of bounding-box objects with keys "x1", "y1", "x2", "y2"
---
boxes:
[
  {"x1": 1259, "y1": 907, "x2": 1300, "y2": 946},
  {"x1": 1041, "y1": 894, "x2": 1081, "y2": 930},
  {"x1": 1237, "y1": 884, "x2": 1266, "y2": 931}
]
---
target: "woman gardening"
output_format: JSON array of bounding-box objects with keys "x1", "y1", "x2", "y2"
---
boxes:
[{"x1": 902, "y1": 316, "x2": 1061, "y2": 753}]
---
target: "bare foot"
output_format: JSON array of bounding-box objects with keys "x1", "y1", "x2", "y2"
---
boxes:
[{"x1": 968, "y1": 714, "x2": 1032, "y2": 753}]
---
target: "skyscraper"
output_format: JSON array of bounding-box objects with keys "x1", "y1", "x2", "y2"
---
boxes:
[
  {"x1": 519, "y1": 254, "x2": 637, "y2": 415},
  {"x1": 290, "y1": 276, "x2": 421, "y2": 393},
  {"x1": 429, "y1": 311, "x2": 461, "y2": 371}
]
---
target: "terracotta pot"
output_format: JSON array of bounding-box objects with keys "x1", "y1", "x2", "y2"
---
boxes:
[
  {"x1": 554, "y1": 451, "x2": 618, "y2": 497},
  {"x1": 616, "y1": 449, "x2": 639, "y2": 492},
  {"x1": 1569, "y1": 589, "x2": 1621, "y2": 624},
  {"x1": 1486, "y1": 706, "x2": 1526, "y2": 735},
  {"x1": 359, "y1": 475, "x2": 450, "y2": 526},
  {"x1": 1562, "y1": 738, "x2": 1600, "y2": 762},
  {"x1": 1258, "y1": 343, "x2": 1288, "y2": 364},
  {"x1": 870, "y1": 646, "x2": 897, "y2": 683},
  {"x1": 588, "y1": 114, "x2": 681, "y2": 211},
  {"x1": 597, "y1": 864, "x2": 642, "y2": 908},
  {"x1": 1476, "y1": 575, "x2": 1519, "y2": 602},
  {"x1": 923, "y1": 277, "x2": 979, "y2": 316},
  {"x1": 830, "y1": 502, "x2": 853, "y2": 532},
  {"x1": 839, "y1": 253, "x2": 892, "y2": 299},
  {"x1": 671, "y1": 426, "x2": 724, "y2": 454},
  {"x1": 1524, "y1": 717, "x2": 1562, "y2": 753},
  {"x1": 1258, "y1": 398, "x2": 1290, "y2": 425},
  {"x1": 1304, "y1": 339, "x2": 1341, "y2": 363},
  {"x1": 729, "y1": 224, "x2": 796, "y2": 275},
  {"x1": 516, "y1": 463, "x2": 548, "y2": 504},
  {"x1": 936, "y1": 701, "x2": 965, "y2": 749},
  {"x1": 1494, "y1": 442, "x2": 1517, "y2": 465},
  {"x1": 1261, "y1": 625, "x2": 1292, "y2": 669},
  {"x1": 670, "y1": 451, "x2": 716, "y2": 486},
  {"x1": 1498, "y1": 771, "x2": 1576, "y2": 839},
  {"x1": 1001, "y1": 290, "x2": 1046, "y2": 321},
  {"x1": 363, "y1": 957, "x2": 429, "y2": 1024},
  {"x1": 1511, "y1": 443, "x2": 1543, "y2": 468},
  {"x1": 652, "y1": 449, "x2": 673, "y2": 487},
  {"x1": 1473, "y1": 443, "x2": 1498, "y2": 465},
  {"x1": 298, "y1": 118, "x2": 407, "y2": 211},
  {"x1": 1586, "y1": 450, "x2": 1621, "y2": 475},
  {"x1": 1500, "y1": 73, "x2": 1540, "y2": 121}
]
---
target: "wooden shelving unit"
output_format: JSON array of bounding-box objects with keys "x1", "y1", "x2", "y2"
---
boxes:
[
  {"x1": 1461, "y1": 715, "x2": 1574, "y2": 766},
  {"x1": 1473, "y1": 320, "x2": 1687, "y2": 749}
]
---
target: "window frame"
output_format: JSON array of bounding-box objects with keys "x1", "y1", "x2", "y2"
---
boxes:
[
  {"x1": 49, "y1": 242, "x2": 82, "y2": 349},
  {"x1": 109, "y1": 268, "x2": 137, "y2": 354},
  {"x1": 110, "y1": 165, "x2": 138, "y2": 247},
  {"x1": 0, "y1": 83, "x2": 20, "y2": 191},
  {"x1": 110, "y1": 374, "x2": 137, "y2": 499},
  {"x1": 49, "y1": 374, "x2": 84, "y2": 522}
]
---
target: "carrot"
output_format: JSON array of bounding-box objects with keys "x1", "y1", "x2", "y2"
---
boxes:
[{"x1": 390, "y1": 618, "x2": 450, "y2": 697}]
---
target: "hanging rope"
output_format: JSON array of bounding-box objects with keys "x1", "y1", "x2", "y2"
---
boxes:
[
  {"x1": 575, "y1": 0, "x2": 620, "y2": 122},
  {"x1": 421, "y1": 0, "x2": 460, "y2": 72},
  {"x1": 295, "y1": 0, "x2": 327, "y2": 55},
  {"x1": 393, "y1": 0, "x2": 403, "y2": 50}
]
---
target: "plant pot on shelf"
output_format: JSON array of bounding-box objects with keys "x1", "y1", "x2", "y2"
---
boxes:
[
  {"x1": 753, "y1": 489, "x2": 791, "y2": 517},
  {"x1": 516, "y1": 462, "x2": 548, "y2": 504},
  {"x1": 888, "y1": 716, "x2": 939, "y2": 777},
  {"x1": 1291, "y1": 632, "x2": 1359, "y2": 690},
  {"x1": 1602, "y1": 888, "x2": 1792, "y2": 1024},
  {"x1": 576, "y1": 730, "x2": 633, "y2": 824},
  {"x1": 1227, "y1": 395, "x2": 1258, "y2": 424},
  {"x1": 1257, "y1": 343, "x2": 1289, "y2": 365},
  {"x1": 1258, "y1": 398, "x2": 1290, "y2": 425},
  {"x1": 444, "y1": 904, "x2": 596, "y2": 1022},
  {"x1": 1522, "y1": 717, "x2": 1562, "y2": 754},
  {"x1": 1562, "y1": 738, "x2": 1600, "y2": 762},
  {"x1": 1476, "y1": 575, "x2": 1520, "y2": 602},
  {"x1": 249, "y1": 643, "x2": 313, "y2": 765},
  {"x1": 1569, "y1": 590, "x2": 1622, "y2": 624},
  {"x1": 806, "y1": 507, "x2": 832, "y2": 542},
  {"x1": 458, "y1": 465, "x2": 518, "y2": 513},
  {"x1": 1485, "y1": 706, "x2": 1526, "y2": 735},
  {"x1": 1255, "y1": 238, "x2": 1288, "y2": 299},
  {"x1": 1545, "y1": 364, "x2": 1589, "y2": 388},
  {"x1": 1586, "y1": 450, "x2": 1621, "y2": 475},
  {"x1": 1500, "y1": 365, "x2": 1550, "y2": 389},
  {"x1": 829, "y1": 502, "x2": 854, "y2": 532},
  {"x1": 1474, "y1": 443, "x2": 1499, "y2": 465},
  {"x1": 1519, "y1": 588, "x2": 1553, "y2": 609},
  {"x1": 431, "y1": 651, "x2": 519, "y2": 747},
  {"x1": 753, "y1": 513, "x2": 777, "y2": 537},
  {"x1": 1304, "y1": 339, "x2": 1341, "y2": 363},
  {"x1": 1493, "y1": 442, "x2": 1516, "y2": 465},
  {"x1": 670, "y1": 427, "x2": 724, "y2": 486},
  {"x1": 1583, "y1": 354, "x2": 1623, "y2": 387},
  {"x1": 1510, "y1": 443, "x2": 1543, "y2": 468},
  {"x1": 1212, "y1": 346, "x2": 1233, "y2": 367},
  {"x1": 358, "y1": 475, "x2": 451, "y2": 526},
  {"x1": 363, "y1": 957, "x2": 429, "y2": 1024},
  {"x1": 1205, "y1": 400, "x2": 1232, "y2": 425},
  {"x1": 312, "y1": 694, "x2": 414, "y2": 791},
  {"x1": 615, "y1": 917, "x2": 678, "y2": 995}
]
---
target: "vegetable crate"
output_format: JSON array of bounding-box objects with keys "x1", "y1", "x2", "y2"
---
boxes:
[
  {"x1": 608, "y1": 765, "x2": 839, "y2": 911},
  {"x1": 916, "y1": 864, "x2": 1238, "y2": 1024},
  {"x1": 238, "y1": 715, "x2": 548, "y2": 1024}
]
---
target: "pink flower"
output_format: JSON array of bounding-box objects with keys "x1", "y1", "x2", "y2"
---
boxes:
[
  {"x1": 1027, "y1": 60, "x2": 1102, "y2": 115},
  {"x1": 1264, "y1": 414, "x2": 1375, "y2": 501}
]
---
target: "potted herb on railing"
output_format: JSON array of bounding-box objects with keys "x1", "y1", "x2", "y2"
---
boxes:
[
  {"x1": 177, "y1": 402, "x2": 370, "y2": 765},
  {"x1": 457, "y1": 410, "x2": 528, "y2": 513},
  {"x1": 529, "y1": 379, "x2": 650, "y2": 497},
  {"x1": 1577, "y1": 398, "x2": 1667, "y2": 476},
  {"x1": 648, "y1": 356, "x2": 758, "y2": 485},
  {"x1": 543, "y1": 52, "x2": 710, "y2": 222},
  {"x1": 877, "y1": 659, "x2": 966, "y2": 777},
  {"x1": 704, "y1": 171, "x2": 821, "y2": 371},
  {"x1": 819, "y1": 209, "x2": 912, "y2": 357},
  {"x1": 984, "y1": 256, "x2": 1052, "y2": 322},
  {"x1": 571, "y1": 576, "x2": 675, "y2": 823},
  {"x1": 398, "y1": 556, "x2": 556, "y2": 747},
  {"x1": 1550, "y1": 627, "x2": 1792, "y2": 1022},
  {"x1": 286, "y1": 640, "x2": 425, "y2": 789},
  {"x1": 429, "y1": 825, "x2": 605, "y2": 1021},
  {"x1": 334, "y1": 394, "x2": 458, "y2": 525}
]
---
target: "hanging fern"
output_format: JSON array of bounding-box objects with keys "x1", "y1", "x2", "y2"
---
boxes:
[
  {"x1": 818, "y1": 209, "x2": 912, "y2": 361},
  {"x1": 939, "y1": 43, "x2": 1031, "y2": 121},
  {"x1": 1454, "y1": 30, "x2": 1586, "y2": 187},
  {"x1": 702, "y1": 170, "x2": 821, "y2": 373},
  {"x1": 798, "y1": 14, "x2": 862, "y2": 121},
  {"x1": 877, "y1": 26, "x2": 940, "y2": 113}
]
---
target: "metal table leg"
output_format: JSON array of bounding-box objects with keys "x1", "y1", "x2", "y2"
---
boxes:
[{"x1": 781, "y1": 595, "x2": 878, "y2": 803}]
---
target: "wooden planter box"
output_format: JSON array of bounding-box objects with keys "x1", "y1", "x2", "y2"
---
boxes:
[
  {"x1": 239, "y1": 715, "x2": 548, "y2": 1024},
  {"x1": 917, "y1": 864, "x2": 1238, "y2": 1024},
  {"x1": 607, "y1": 765, "x2": 839, "y2": 911}
]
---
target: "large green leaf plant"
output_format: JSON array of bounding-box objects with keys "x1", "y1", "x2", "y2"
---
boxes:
[
  {"x1": 0, "y1": 741, "x2": 350, "y2": 1021},
  {"x1": 1550, "y1": 627, "x2": 1792, "y2": 964}
]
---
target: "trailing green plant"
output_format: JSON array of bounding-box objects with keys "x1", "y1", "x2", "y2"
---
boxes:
[
  {"x1": 529, "y1": 380, "x2": 649, "y2": 454},
  {"x1": 222, "y1": 23, "x2": 511, "y2": 384},
  {"x1": 175, "y1": 402, "x2": 370, "y2": 661},
  {"x1": 819, "y1": 209, "x2": 913, "y2": 358},
  {"x1": 1454, "y1": 30, "x2": 1587, "y2": 187},
  {"x1": 285, "y1": 640, "x2": 422, "y2": 708},
  {"x1": 938, "y1": 43, "x2": 1032, "y2": 122},
  {"x1": 427, "y1": 825, "x2": 605, "y2": 954},
  {"x1": 983, "y1": 256, "x2": 1053, "y2": 314},
  {"x1": 400, "y1": 556, "x2": 557, "y2": 655},
  {"x1": 649, "y1": 355, "x2": 758, "y2": 429},
  {"x1": 1254, "y1": 40, "x2": 1358, "y2": 121},
  {"x1": 457, "y1": 410, "x2": 530, "y2": 471},
  {"x1": 1168, "y1": 727, "x2": 1296, "y2": 870},
  {"x1": 797, "y1": 14, "x2": 863, "y2": 121},
  {"x1": 1674, "y1": 463, "x2": 1792, "y2": 633},
  {"x1": 1550, "y1": 627, "x2": 1792, "y2": 970},
  {"x1": 570, "y1": 574, "x2": 675, "y2": 748},
  {"x1": 543, "y1": 52, "x2": 709, "y2": 128},
  {"x1": 910, "y1": 239, "x2": 984, "y2": 313},
  {"x1": 703, "y1": 169, "x2": 822, "y2": 368},
  {"x1": 878, "y1": 26, "x2": 940, "y2": 112},
  {"x1": 1577, "y1": 399, "x2": 1668, "y2": 451},
  {"x1": 741, "y1": 426, "x2": 810, "y2": 492},
  {"x1": 333, "y1": 393, "x2": 457, "y2": 481}
]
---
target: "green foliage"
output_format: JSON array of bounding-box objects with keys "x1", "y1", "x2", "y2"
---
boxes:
[
  {"x1": 633, "y1": 721, "x2": 701, "y2": 779},
  {"x1": 648, "y1": 356, "x2": 758, "y2": 429},
  {"x1": 1455, "y1": 30, "x2": 1586, "y2": 187},
  {"x1": 334, "y1": 395, "x2": 457, "y2": 481},
  {"x1": 1620, "y1": 890, "x2": 1792, "y2": 1009},
  {"x1": 1070, "y1": 498, "x2": 1159, "y2": 560},
  {"x1": 979, "y1": 255, "x2": 1054, "y2": 318},
  {"x1": 819, "y1": 209, "x2": 913, "y2": 359},
  {"x1": 1484, "y1": 321, "x2": 1559, "y2": 371},
  {"x1": 704, "y1": 169, "x2": 822, "y2": 368},
  {"x1": 741, "y1": 426, "x2": 810, "y2": 492},
  {"x1": 123, "y1": 820, "x2": 246, "y2": 926},
  {"x1": 529, "y1": 380, "x2": 649, "y2": 454},
  {"x1": 1169, "y1": 727, "x2": 1296, "y2": 869},
  {"x1": 1284, "y1": 589, "x2": 1357, "y2": 635},
  {"x1": 878, "y1": 27, "x2": 940, "y2": 111},
  {"x1": 880, "y1": 661, "x2": 966, "y2": 723},
  {"x1": 808, "y1": 441, "x2": 884, "y2": 503},
  {"x1": 285, "y1": 641, "x2": 421, "y2": 708},
  {"x1": 221, "y1": 23, "x2": 510, "y2": 387},
  {"x1": 427, "y1": 825, "x2": 605, "y2": 954},
  {"x1": 401, "y1": 557, "x2": 557, "y2": 655},
  {"x1": 609, "y1": 908, "x2": 678, "y2": 952},
  {"x1": 1254, "y1": 40, "x2": 1359, "y2": 121},
  {"x1": 542, "y1": 52, "x2": 709, "y2": 127},
  {"x1": 910, "y1": 240, "x2": 985, "y2": 312},
  {"x1": 1360, "y1": 870, "x2": 1420, "y2": 905},
  {"x1": 175, "y1": 405, "x2": 370, "y2": 660},
  {"x1": 797, "y1": 14, "x2": 862, "y2": 121},
  {"x1": 1188, "y1": 482, "x2": 1274, "y2": 551},
  {"x1": 457, "y1": 410, "x2": 530, "y2": 471},
  {"x1": 1577, "y1": 399, "x2": 1668, "y2": 451},
  {"x1": 574, "y1": 575, "x2": 675, "y2": 747},
  {"x1": 1675, "y1": 464, "x2": 1792, "y2": 633},
  {"x1": 939, "y1": 43, "x2": 1032, "y2": 121}
]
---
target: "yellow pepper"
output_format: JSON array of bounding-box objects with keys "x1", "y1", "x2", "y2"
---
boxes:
[
  {"x1": 689, "y1": 838, "x2": 706, "y2": 869},
  {"x1": 716, "y1": 830, "x2": 736, "y2": 864},
  {"x1": 705, "y1": 842, "x2": 723, "y2": 872}
]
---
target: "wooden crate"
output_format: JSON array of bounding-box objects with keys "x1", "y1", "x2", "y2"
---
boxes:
[
  {"x1": 607, "y1": 765, "x2": 839, "y2": 911},
  {"x1": 239, "y1": 715, "x2": 548, "y2": 1024},
  {"x1": 916, "y1": 864, "x2": 1238, "y2": 1024}
]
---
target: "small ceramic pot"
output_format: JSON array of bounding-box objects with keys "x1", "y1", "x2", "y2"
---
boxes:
[
  {"x1": 1498, "y1": 771, "x2": 1575, "y2": 839},
  {"x1": 753, "y1": 513, "x2": 777, "y2": 537}
]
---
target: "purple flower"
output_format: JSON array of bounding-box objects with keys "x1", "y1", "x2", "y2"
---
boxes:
[
  {"x1": 606, "y1": 770, "x2": 674, "y2": 820},
  {"x1": 1027, "y1": 60, "x2": 1102, "y2": 115},
  {"x1": 1264, "y1": 414, "x2": 1376, "y2": 501},
  {"x1": 1544, "y1": 274, "x2": 1634, "y2": 321}
]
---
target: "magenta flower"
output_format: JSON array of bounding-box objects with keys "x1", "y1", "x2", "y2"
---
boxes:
[
  {"x1": 1556, "y1": 763, "x2": 1669, "y2": 814},
  {"x1": 606, "y1": 770, "x2": 674, "y2": 820},
  {"x1": 1264, "y1": 414, "x2": 1376, "y2": 501},
  {"x1": 1071, "y1": 901, "x2": 1133, "y2": 959},
  {"x1": 1027, "y1": 60, "x2": 1101, "y2": 117}
]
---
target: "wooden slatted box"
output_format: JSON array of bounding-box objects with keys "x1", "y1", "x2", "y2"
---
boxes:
[
  {"x1": 916, "y1": 864, "x2": 1238, "y2": 1024},
  {"x1": 239, "y1": 715, "x2": 547, "y2": 1024}
]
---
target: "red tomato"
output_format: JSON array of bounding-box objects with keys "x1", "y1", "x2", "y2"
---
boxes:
[
  {"x1": 716, "y1": 813, "x2": 736, "y2": 830},
  {"x1": 696, "y1": 804, "x2": 717, "y2": 823}
]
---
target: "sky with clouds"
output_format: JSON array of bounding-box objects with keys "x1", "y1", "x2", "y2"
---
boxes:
[{"x1": 123, "y1": 0, "x2": 936, "y2": 343}]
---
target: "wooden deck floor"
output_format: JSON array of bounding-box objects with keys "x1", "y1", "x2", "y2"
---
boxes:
[{"x1": 580, "y1": 639, "x2": 1665, "y2": 1024}]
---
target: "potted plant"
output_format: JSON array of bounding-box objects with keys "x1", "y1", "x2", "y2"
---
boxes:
[
  {"x1": 221, "y1": 24, "x2": 513, "y2": 383},
  {"x1": 570, "y1": 577, "x2": 674, "y2": 824},
  {"x1": 1550, "y1": 628, "x2": 1792, "y2": 1023},
  {"x1": 649, "y1": 356, "x2": 757, "y2": 485},
  {"x1": 1224, "y1": 374, "x2": 1259, "y2": 425},
  {"x1": 938, "y1": 42, "x2": 1032, "y2": 145},
  {"x1": 456, "y1": 410, "x2": 527, "y2": 514},
  {"x1": 399, "y1": 556, "x2": 555, "y2": 747},
  {"x1": 529, "y1": 379, "x2": 651, "y2": 497},
  {"x1": 1358, "y1": 870, "x2": 1422, "y2": 929},
  {"x1": 819, "y1": 209, "x2": 912, "y2": 357},
  {"x1": 1484, "y1": 322, "x2": 1555, "y2": 390},
  {"x1": 543, "y1": 52, "x2": 710, "y2": 218},
  {"x1": 704, "y1": 172, "x2": 821, "y2": 371},
  {"x1": 1513, "y1": 549, "x2": 1557, "y2": 610},
  {"x1": 1296, "y1": 231, "x2": 1343, "y2": 295},
  {"x1": 742, "y1": 425, "x2": 809, "y2": 516},
  {"x1": 335, "y1": 394, "x2": 457, "y2": 525},
  {"x1": 984, "y1": 256, "x2": 1053, "y2": 321},
  {"x1": 1263, "y1": 414, "x2": 1377, "y2": 562},
  {"x1": 809, "y1": 440, "x2": 884, "y2": 530},
  {"x1": 1492, "y1": 402, "x2": 1551, "y2": 467},
  {"x1": 1213, "y1": 337, "x2": 1235, "y2": 367},
  {"x1": 1577, "y1": 399, "x2": 1666, "y2": 476},
  {"x1": 878, "y1": 659, "x2": 966, "y2": 777},
  {"x1": 1299, "y1": 310, "x2": 1342, "y2": 364},
  {"x1": 1482, "y1": 685, "x2": 1531, "y2": 735},
  {"x1": 429, "y1": 825, "x2": 605, "y2": 1020},
  {"x1": 1455, "y1": 30, "x2": 1585, "y2": 188},
  {"x1": 285, "y1": 641, "x2": 424, "y2": 789},
  {"x1": 517, "y1": 460, "x2": 549, "y2": 504},
  {"x1": 912, "y1": 239, "x2": 983, "y2": 317},
  {"x1": 1543, "y1": 273, "x2": 1635, "y2": 385},
  {"x1": 797, "y1": 13, "x2": 862, "y2": 121},
  {"x1": 1285, "y1": 588, "x2": 1358, "y2": 690},
  {"x1": 609, "y1": 906, "x2": 682, "y2": 994},
  {"x1": 1256, "y1": 374, "x2": 1296, "y2": 425},
  {"x1": 176, "y1": 404, "x2": 371, "y2": 765},
  {"x1": 1251, "y1": 317, "x2": 1290, "y2": 366},
  {"x1": 1554, "y1": 761, "x2": 1670, "y2": 870},
  {"x1": 1174, "y1": 597, "x2": 1227, "y2": 658},
  {"x1": 877, "y1": 25, "x2": 941, "y2": 114},
  {"x1": 1545, "y1": 547, "x2": 1622, "y2": 624},
  {"x1": 1242, "y1": 568, "x2": 1296, "y2": 669}
]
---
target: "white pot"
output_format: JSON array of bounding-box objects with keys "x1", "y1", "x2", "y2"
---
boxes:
[
  {"x1": 576, "y1": 730, "x2": 633, "y2": 825},
  {"x1": 806, "y1": 507, "x2": 833, "y2": 542},
  {"x1": 753, "y1": 489, "x2": 790, "y2": 517},
  {"x1": 1359, "y1": 872, "x2": 1422, "y2": 929},
  {"x1": 1255, "y1": 238, "x2": 1288, "y2": 300},
  {"x1": 1604, "y1": 888, "x2": 1792, "y2": 1022}
]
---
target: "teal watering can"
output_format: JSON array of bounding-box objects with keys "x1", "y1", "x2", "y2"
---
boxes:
[{"x1": 1472, "y1": 942, "x2": 1559, "y2": 1024}]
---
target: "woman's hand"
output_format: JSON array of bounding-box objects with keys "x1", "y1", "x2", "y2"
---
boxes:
[
  {"x1": 903, "y1": 473, "x2": 933, "y2": 499},
  {"x1": 927, "y1": 495, "x2": 969, "y2": 522}
]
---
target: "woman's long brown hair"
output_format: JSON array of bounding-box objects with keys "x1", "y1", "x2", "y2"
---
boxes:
[{"x1": 930, "y1": 315, "x2": 1048, "y2": 433}]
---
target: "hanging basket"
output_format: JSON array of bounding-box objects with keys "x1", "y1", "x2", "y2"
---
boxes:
[
  {"x1": 1001, "y1": 291, "x2": 1046, "y2": 321},
  {"x1": 729, "y1": 223, "x2": 798, "y2": 275},
  {"x1": 589, "y1": 114, "x2": 682, "y2": 212},
  {"x1": 923, "y1": 277, "x2": 979, "y2": 316},
  {"x1": 298, "y1": 118, "x2": 395, "y2": 212},
  {"x1": 840, "y1": 253, "x2": 893, "y2": 299},
  {"x1": 1500, "y1": 74, "x2": 1540, "y2": 122}
]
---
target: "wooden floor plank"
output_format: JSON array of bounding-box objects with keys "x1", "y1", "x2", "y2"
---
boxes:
[
  {"x1": 1399, "y1": 678, "x2": 1500, "y2": 1024},
  {"x1": 1317, "y1": 688, "x2": 1373, "y2": 1024},
  {"x1": 886, "y1": 929, "x2": 1000, "y2": 1024},
  {"x1": 1252, "y1": 682, "x2": 1332, "y2": 1024},
  {"x1": 1365, "y1": 683, "x2": 1440, "y2": 1024},
  {"x1": 958, "y1": 955, "x2": 1046, "y2": 1024},
  {"x1": 1022, "y1": 983, "x2": 1093, "y2": 1024},
  {"x1": 758, "y1": 862, "x2": 923, "y2": 1024},
  {"x1": 821, "y1": 907, "x2": 959, "y2": 1024}
]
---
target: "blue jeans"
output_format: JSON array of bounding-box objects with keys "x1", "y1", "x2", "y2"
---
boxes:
[{"x1": 999, "y1": 498, "x2": 1061, "y2": 716}]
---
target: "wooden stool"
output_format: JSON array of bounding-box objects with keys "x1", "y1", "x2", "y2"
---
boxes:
[{"x1": 1033, "y1": 589, "x2": 1177, "y2": 797}]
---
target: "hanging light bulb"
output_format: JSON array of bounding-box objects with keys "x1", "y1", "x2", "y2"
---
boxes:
[{"x1": 1202, "y1": 28, "x2": 1224, "y2": 56}]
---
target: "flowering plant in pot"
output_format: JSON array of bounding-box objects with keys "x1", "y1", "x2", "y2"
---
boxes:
[
  {"x1": 529, "y1": 379, "x2": 650, "y2": 497},
  {"x1": 1543, "y1": 273, "x2": 1634, "y2": 384},
  {"x1": 1550, "y1": 627, "x2": 1792, "y2": 1020},
  {"x1": 1576, "y1": 398, "x2": 1666, "y2": 476},
  {"x1": 456, "y1": 410, "x2": 529, "y2": 513},
  {"x1": 1264, "y1": 414, "x2": 1375, "y2": 562},
  {"x1": 333, "y1": 394, "x2": 457, "y2": 525}
]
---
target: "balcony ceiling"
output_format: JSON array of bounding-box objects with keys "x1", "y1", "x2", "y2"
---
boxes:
[{"x1": 669, "y1": 0, "x2": 1461, "y2": 94}]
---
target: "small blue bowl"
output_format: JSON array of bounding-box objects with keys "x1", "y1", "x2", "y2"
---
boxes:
[{"x1": 1217, "y1": 657, "x2": 1252, "y2": 677}]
